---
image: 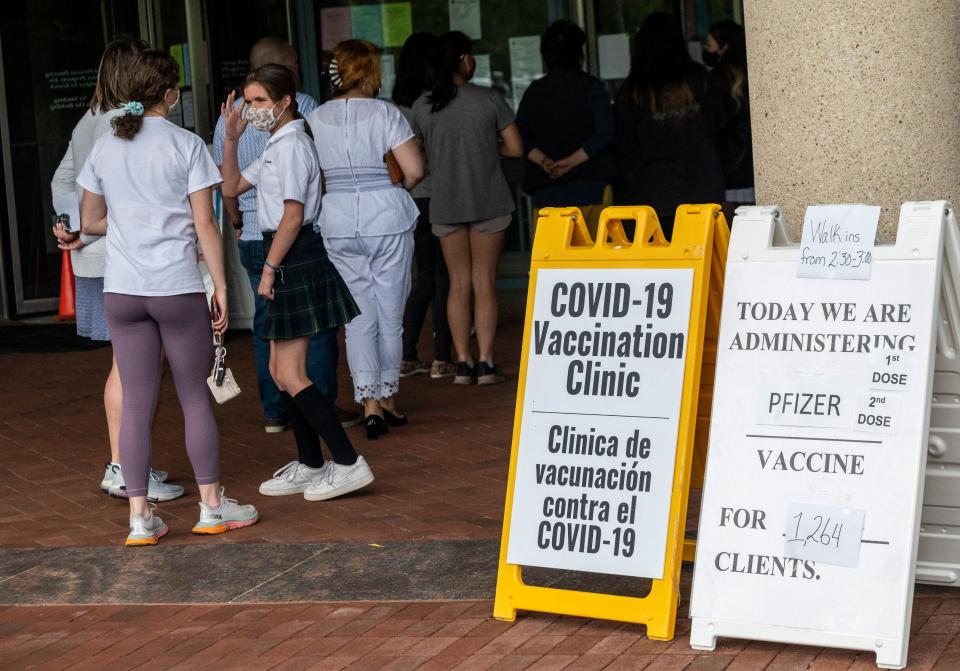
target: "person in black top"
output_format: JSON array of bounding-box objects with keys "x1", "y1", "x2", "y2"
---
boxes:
[
  {"x1": 705, "y1": 20, "x2": 754, "y2": 214},
  {"x1": 516, "y1": 21, "x2": 615, "y2": 212},
  {"x1": 614, "y1": 12, "x2": 724, "y2": 238},
  {"x1": 393, "y1": 33, "x2": 454, "y2": 381}
]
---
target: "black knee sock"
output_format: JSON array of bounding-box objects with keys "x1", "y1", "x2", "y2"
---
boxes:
[
  {"x1": 292, "y1": 385, "x2": 358, "y2": 465},
  {"x1": 281, "y1": 393, "x2": 324, "y2": 468}
]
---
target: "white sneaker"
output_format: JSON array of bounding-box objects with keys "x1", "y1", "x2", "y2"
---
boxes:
[
  {"x1": 192, "y1": 488, "x2": 259, "y2": 535},
  {"x1": 258, "y1": 461, "x2": 329, "y2": 496},
  {"x1": 100, "y1": 462, "x2": 120, "y2": 492},
  {"x1": 102, "y1": 463, "x2": 168, "y2": 492},
  {"x1": 304, "y1": 456, "x2": 374, "y2": 501},
  {"x1": 125, "y1": 505, "x2": 169, "y2": 547},
  {"x1": 110, "y1": 469, "x2": 185, "y2": 502}
]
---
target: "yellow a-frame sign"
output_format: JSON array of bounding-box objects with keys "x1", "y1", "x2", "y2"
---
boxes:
[{"x1": 494, "y1": 204, "x2": 728, "y2": 640}]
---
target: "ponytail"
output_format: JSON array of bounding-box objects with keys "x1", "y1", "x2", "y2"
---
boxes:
[
  {"x1": 428, "y1": 31, "x2": 472, "y2": 113},
  {"x1": 112, "y1": 49, "x2": 179, "y2": 140}
]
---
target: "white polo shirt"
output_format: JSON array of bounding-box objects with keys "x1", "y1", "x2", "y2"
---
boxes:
[
  {"x1": 77, "y1": 117, "x2": 222, "y2": 296},
  {"x1": 240, "y1": 119, "x2": 321, "y2": 233}
]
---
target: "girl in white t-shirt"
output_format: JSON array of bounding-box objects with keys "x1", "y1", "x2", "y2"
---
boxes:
[
  {"x1": 307, "y1": 40, "x2": 425, "y2": 440},
  {"x1": 77, "y1": 49, "x2": 258, "y2": 546},
  {"x1": 50, "y1": 37, "x2": 182, "y2": 503},
  {"x1": 219, "y1": 64, "x2": 374, "y2": 502}
]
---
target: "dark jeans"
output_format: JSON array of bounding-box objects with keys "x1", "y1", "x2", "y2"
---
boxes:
[
  {"x1": 402, "y1": 198, "x2": 451, "y2": 362},
  {"x1": 238, "y1": 239, "x2": 339, "y2": 421}
]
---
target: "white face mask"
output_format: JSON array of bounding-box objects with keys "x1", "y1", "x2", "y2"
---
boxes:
[
  {"x1": 245, "y1": 102, "x2": 285, "y2": 132},
  {"x1": 167, "y1": 89, "x2": 180, "y2": 112}
]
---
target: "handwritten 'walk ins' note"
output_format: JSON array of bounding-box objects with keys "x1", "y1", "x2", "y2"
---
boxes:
[{"x1": 797, "y1": 204, "x2": 880, "y2": 280}]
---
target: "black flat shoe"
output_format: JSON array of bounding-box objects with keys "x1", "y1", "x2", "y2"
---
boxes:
[
  {"x1": 364, "y1": 415, "x2": 389, "y2": 440},
  {"x1": 382, "y1": 408, "x2": 408, "y2": 427}
]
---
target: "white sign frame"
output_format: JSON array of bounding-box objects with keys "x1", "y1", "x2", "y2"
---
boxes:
[{"x1": 689, "y1": 201, "x2": 949, "y2": 669}]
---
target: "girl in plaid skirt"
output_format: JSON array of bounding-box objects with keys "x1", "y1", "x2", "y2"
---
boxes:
[{"x1": 220, "y1": 64, "x2": 375, "y2": 502}]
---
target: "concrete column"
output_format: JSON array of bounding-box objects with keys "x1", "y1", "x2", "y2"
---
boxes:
[{"x1": 744, "y1": 1, "x2": 960, "y2": 237}]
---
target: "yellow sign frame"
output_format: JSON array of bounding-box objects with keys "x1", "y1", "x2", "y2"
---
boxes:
[{"x1": 494, "y1": 204, "x2": 728, "y2": 640}]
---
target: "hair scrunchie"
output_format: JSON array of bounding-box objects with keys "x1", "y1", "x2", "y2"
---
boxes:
[
  {"x1": 327, "y1": 58, "x2": 343, "y2": 88},
  {"x1": 123, "y1": 101, "x2": 145, "y2": 116}
]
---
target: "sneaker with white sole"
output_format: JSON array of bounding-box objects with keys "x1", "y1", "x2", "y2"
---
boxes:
[
  {"x1": 192, "y1": 488, "x2": 259, "y2": 535},
  {"x1": 258, "y1": 461, "x2": 328, "y2": 496},
  {"x1": 125, "y1": 506, "x2": 169, "y2": 547},
  {"x1": 110, "y1": 469, "x2": 185, "y2": 502},
  {"x1": 102, "y1": 463, "x2": 169, "y2": 493},
  {"x1": 100, "y1": 462, "x2": 120, "y2": 492},
  {"x1": 304, "y1": 456, "x2": 374, "y2": 501}
]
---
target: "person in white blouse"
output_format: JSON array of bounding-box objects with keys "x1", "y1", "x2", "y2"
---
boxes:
[
  {"x1": 307, "y1": 39, "x2": 424, "y2": 440},
  {"x1": 220, "y1": 64, "x2": 375, "y2": 501},
  {"x1": 50, "y1": 37, "x2": 182, "y2": 503}
]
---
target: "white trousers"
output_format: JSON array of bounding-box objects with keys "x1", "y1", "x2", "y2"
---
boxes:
[{"x1": 325, "y1": 231, "x2": 414, "y2": 403}]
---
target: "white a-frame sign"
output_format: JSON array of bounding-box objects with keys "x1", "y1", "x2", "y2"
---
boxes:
[{"x1": 690, "y1": 201, "x2": 956, "y2": 669}]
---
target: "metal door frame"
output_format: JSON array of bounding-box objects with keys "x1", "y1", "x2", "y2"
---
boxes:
[{"x1": 0, "y1": 31, "x2": 58, "y2": 317}]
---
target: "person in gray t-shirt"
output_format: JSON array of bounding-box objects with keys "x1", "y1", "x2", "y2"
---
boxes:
[{"x1": 410, "y1": 31, "x2": 523, "y2": 387}]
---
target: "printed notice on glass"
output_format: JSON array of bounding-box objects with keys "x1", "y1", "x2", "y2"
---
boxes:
[
  {"x1": 381, "y1": 2, "x2": 413, "y2": 47},
  {"x1": 784, "y1": 503, "x2": 865, "y2": 568},
  {"x1": 506, "y1": 268, "x2": 694, "y2": 578},
  {"x1": 449, "y1": 0, "x2": 481, "y2": 39},
  {"x1": 473, "y1": 54, "x2": 492, "y2": 88},
  {"x1": 797, "y1": 204, "x2": 880, "y2": 280},
  {"x1": 378, "y1": 54, "x2": 395, "y2": 100},
  {"x1": 351, "y1": 4, "x2": 382, "y2": 46},
  {"x1": 321, "y1": 7, "x2": 352, "y2": 49},
  {"x1": 598, "y1": 34, "x2": 631, "y2": 80}
]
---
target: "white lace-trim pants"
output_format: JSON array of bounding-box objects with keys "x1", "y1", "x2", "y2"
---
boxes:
[{"x1": 325, "y1": 230, "x2": 414, "y2": 403}]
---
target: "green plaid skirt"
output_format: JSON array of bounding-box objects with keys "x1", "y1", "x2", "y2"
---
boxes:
[{"x1": 262, "y1": 227, "x2": 360, "y2": 340}]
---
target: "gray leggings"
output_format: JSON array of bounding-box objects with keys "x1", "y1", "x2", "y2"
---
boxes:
[{"x1": 104, "y1": 292, "x2": 220, "y2": 497}]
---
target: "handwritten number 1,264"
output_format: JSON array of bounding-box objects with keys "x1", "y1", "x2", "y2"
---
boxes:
[{"x1": 789, "y1": 512, "x2": 843, "y2": 548}]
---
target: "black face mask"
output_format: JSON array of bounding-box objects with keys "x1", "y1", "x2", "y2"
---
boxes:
[{"x1": 702, "y1": 50, "x2": 721, "y2": 68}]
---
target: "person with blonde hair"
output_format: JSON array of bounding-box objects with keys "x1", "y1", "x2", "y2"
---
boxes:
[{"x1": 306, "y1": 39, "x2": 425, "y2": 440}]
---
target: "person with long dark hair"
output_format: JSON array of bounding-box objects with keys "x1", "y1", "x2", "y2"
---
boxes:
[
  {"x1": 220, "y1": 64, "x2": 374, "y2": 500},
  {"x1": 614, "y1": 12, "x2": 724, "y2": 237},
  {"x1": 704, "y1": 20, "x2": 754, "y2": 213},
  {"x1": 411, "y1": 31, "x2": 523, "y2": 386},
  {"x1": 516, "y1": 21, "x2": 615, "y2": 212},
  {"x1": 78, "y1": 49, "x2": 259, "y2": 544},
  {"x1": 393, "y1": 33, "x2": 454, "y2": 381}
]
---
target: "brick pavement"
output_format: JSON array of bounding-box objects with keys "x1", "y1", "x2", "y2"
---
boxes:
[
  {"x1": 2, "y1": 595, "x2": 959, "y2": 671},
  {"x1": 3, "y1": 288, "x2": 960, "y2": 669},
  {"x1": 0, "y1": 293, "x2": 527, "y2": 549}
]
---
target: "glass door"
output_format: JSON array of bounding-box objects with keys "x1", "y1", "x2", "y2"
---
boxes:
[{"x1": 0, "y1": 0, "x2": 139, "y2": 317}]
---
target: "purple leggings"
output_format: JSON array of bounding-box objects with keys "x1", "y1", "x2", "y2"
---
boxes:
[{"x1": 104, "y1": 292, "x2": 220, "y2": 497}]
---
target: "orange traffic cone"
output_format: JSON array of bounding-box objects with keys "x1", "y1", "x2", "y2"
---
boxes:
[{"x1": 57, "y1": 249, "x2": 76, "y2": 321}]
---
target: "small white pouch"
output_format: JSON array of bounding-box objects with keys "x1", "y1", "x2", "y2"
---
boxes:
[{"x1": 206, "y1": 331, "x2": 241, "y2": 404}]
